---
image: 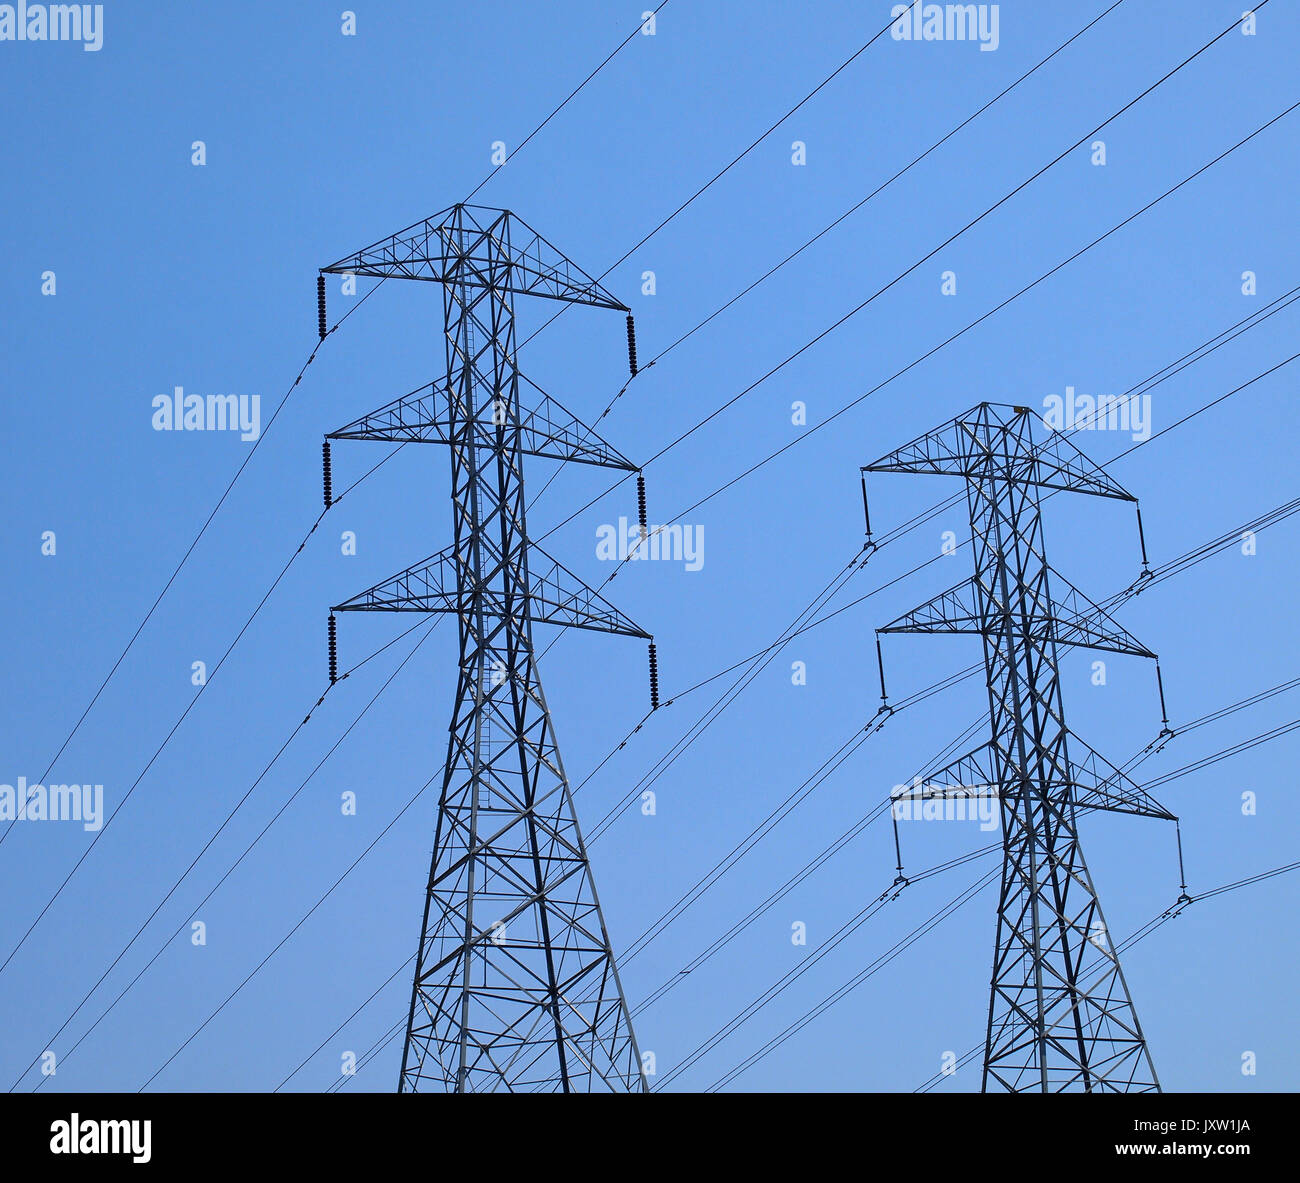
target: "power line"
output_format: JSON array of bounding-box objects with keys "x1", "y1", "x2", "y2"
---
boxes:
[
  {"x1": 327, "y1": 1016, "x2": 407, "y2": 1093},
  {"x1": 150, "y1": 473, "x2": 1300, "y2": 1099},
  {"x1": 3, "y1": 0, "x2": 679, "y2": 964},
  {"x1": 591, "y1": 667, "x2": 1300, "y2": 1090},
  {"x1": 137, "y1": 769, "x2": 440, "y2": 1090},
  {"x1": 13, "y1": 618, "x2": 441, "y2": 1092},
  {"x1": 641, "y1": 104, "x2": 1300, "y2": 542},
  {"x1": 537, "y1": 13, "x2": 1282, "y2": 544},
  {"x1": 615, "y1": 1, "x2": 1130, "y2": 398},
  {"x1": 682, "y1": 865, "x2": 1003, "y2": 1092},
  {"x1": 544, "y1": 314, "x2": 1300, "y2": 889},
  {"x1": 233, "y1": 67, "x2": 1300, "y2": 1102},
  {"x1": 573, "y1": 347, "x2": 1300, "y2": 859},
  {"x1": 349, "y1": 2, "x2": 938, "y2": 517},
  {"x1": 3, "y1": 280, "x2": 385, "y2": 853},
  {"x1": 281, "y1": 578, "x2": 1296, "y2": 1094},
  {"x1": 565, "y1": 481, "x2": 1300, "y2": 1005},
  {"x1": 740, "y1": 715, "x2": 1300, "y2": 1094},
  {"x1": 99, "y1": 285, "x2": 1300, "y2": 1090},
  {"x1": 632, "y1": 717, "x2": 989, "y2": 1019},
  {"x1": 276, "y1": 956, "x2": 414, "y2": 1092},
  {"x1": 460, "y1": 2, "x2": 674, "y2": 203},
  {"x1": 1143, "y1": 717, "x2": 1300, "y2": 791},
  {"x1": 583, "y1": 552, "x2": 866, "y2": 840},
  {"x1": 624, "y1": 724, "x2": 882, "y2": 964},
  {"x1": 621, "y1": 561, "x2": 1300, "y2": 1084},
  {"x1": 513, "y1": 4, "x2": 917, "y2": 355},
  {"x1": 524, "y1": 488, "x2": 1299, "y2": 1028},
  {"x1": 2, "y1": 504, "x2": 332, "y2": 976},
  {"x1": 914, "y1": 857, "x2": 1300, "y2": 1092}
]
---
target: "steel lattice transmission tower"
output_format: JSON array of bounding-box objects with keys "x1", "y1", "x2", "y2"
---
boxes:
[
  {"x1": 863, "y1": 403, "x2": 1174, "y2": 1093},
  {"x1": 321, "y1": 205, "x2": 648, "y2": 1093}
]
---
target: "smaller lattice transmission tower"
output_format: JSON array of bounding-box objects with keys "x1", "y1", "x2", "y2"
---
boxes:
[
  {"x1": 320, "y1": 204, "x2": 651, "y2": 1093},
  {"x1": 863, "y1": 403, "x2": 1175, "y2": 1093}
]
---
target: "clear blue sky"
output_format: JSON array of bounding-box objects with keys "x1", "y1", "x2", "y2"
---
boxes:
[{"x1": 1, "y1": 0, "x2": 1296, "y2": 1092}]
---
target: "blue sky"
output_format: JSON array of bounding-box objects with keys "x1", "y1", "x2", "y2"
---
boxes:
[{"x1": 1, "y1": 0, "x2": 1296, "y2": 1092}]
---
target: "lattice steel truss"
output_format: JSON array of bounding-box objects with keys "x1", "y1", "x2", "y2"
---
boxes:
[
  {"x1": 864, "y1": 403, "x2": 1170, "y2": 1093},
  {"x1": 322, "y1": 205, "x2": 647, "y2": 1093}
]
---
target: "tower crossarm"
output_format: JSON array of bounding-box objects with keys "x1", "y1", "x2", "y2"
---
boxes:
[
  {"x1": 321, "y1": 204, "x2": 629, "y2": 311},
  {"x1": 880, "y1": 571, "x2": 1155, "y2": 659},
  {"x1": 1066, "y1": 730, "x2": 1175, "y2": 820},
  {"x1": 332, "y1": 543, "x2": 649, "y2": 640},
  {"x1": 862, "y1": 403, "x2": 1137, "y2": 503},
  {"x1": 892, "y1": 739, "x2": 1173, "y2": 822},
  {"x1": 526, "y1": 545, "x2": 651, "y2": 639},
  {"x1": 329, "y1": 379, "x2": 638, "y2": 471}
]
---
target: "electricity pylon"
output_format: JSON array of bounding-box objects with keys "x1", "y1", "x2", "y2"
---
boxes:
[
  {"x1": 321, "y1": 205, "x2": 648, "y2": 1093},
  {"x1": 863, "y1": 403, "x2": 1173, "y2": 1093}
]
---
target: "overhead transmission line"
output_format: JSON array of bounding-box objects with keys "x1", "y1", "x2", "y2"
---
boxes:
[
  {"x1": 568, "y1": 491, "x2": 1300, "y2": 1023},
  {"x1": 575, "y1": 0, "x2": 1130, "y2": 434},
  {"x1": 605, "y1": 524, "x2": 1297, "y2": 982},
  {"x1": 29, "y1": 334, "x2": 1298, "y2": 1090},
  {"x1": 0, "y1": 0, "x2": 920, "y2": 900},
  {"x1": 307, "y1": 667, "x2": 1298, "y2": 1093},
  {"x1": 345, "y1": 0, "x2": 973, "y2": 508},
  {"x1": 519, "y1": 285, "x2": 1300, "y2": 865},
  {"x1": 6, "y1": 0, "x2": 666, "y2": 848},
  {"x1": 630, "y1": 717, "x2": 991, "y2": 1019},
  {"x1": 265, "y1": 84, "x2": 1300, "y2": 1099},
  {"x1": 533, "y1": 335, "x2": 1300, "y2": 1017},
  {"x1": 32, "y1": 10, "x2": 1270, "y2": 899},
  {"x1": 282, "y1": 503, "x2": 1300, "y2": 1094},
  {"x1": 688, "y1": 727, "x2": 1300, "y2": 1093},
  {"x1": 34, "y1": 10, "x2": 1266, "y2": 959},
  {"x1": 11, "y1": 618, "x2": 441, "y2": 1092},
  {"x1": 274, "y1": 955, "x2": 416, "y2": 1092},
  {"x1": 135, "y1": 768, "x2": 442, "y2": 1091},
  {"x1": 572, "y1": 352, "x2": 1300, "y2": 858},
  {"x1": 1, "y1": 282, "x2": 383, "y2": 853},
  {"x1": 0, "y1": 0, "x2": 683, "y2": 975},
  {"x1": 461, "y1": 2, "x2": 674, "y2": 203},
  {"x1": 657, "y1": 861, "x2": 1004, "y2": 1090},
  {"x1": 348, "y1": 0, "x2": 1141, "y2": 520},
  {"x1": 513, "y1": 1, "x2": 920, "y2": 354},
  {"x1": 25, "y1": 4, "x2": 1284, "y2": 1092},
  {"x1": 536, "y1": 7, "x2": 1279, "y2": 545},
  {"x1": 572, "y1": 108, "x2": 1300, "y2": 552}
]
